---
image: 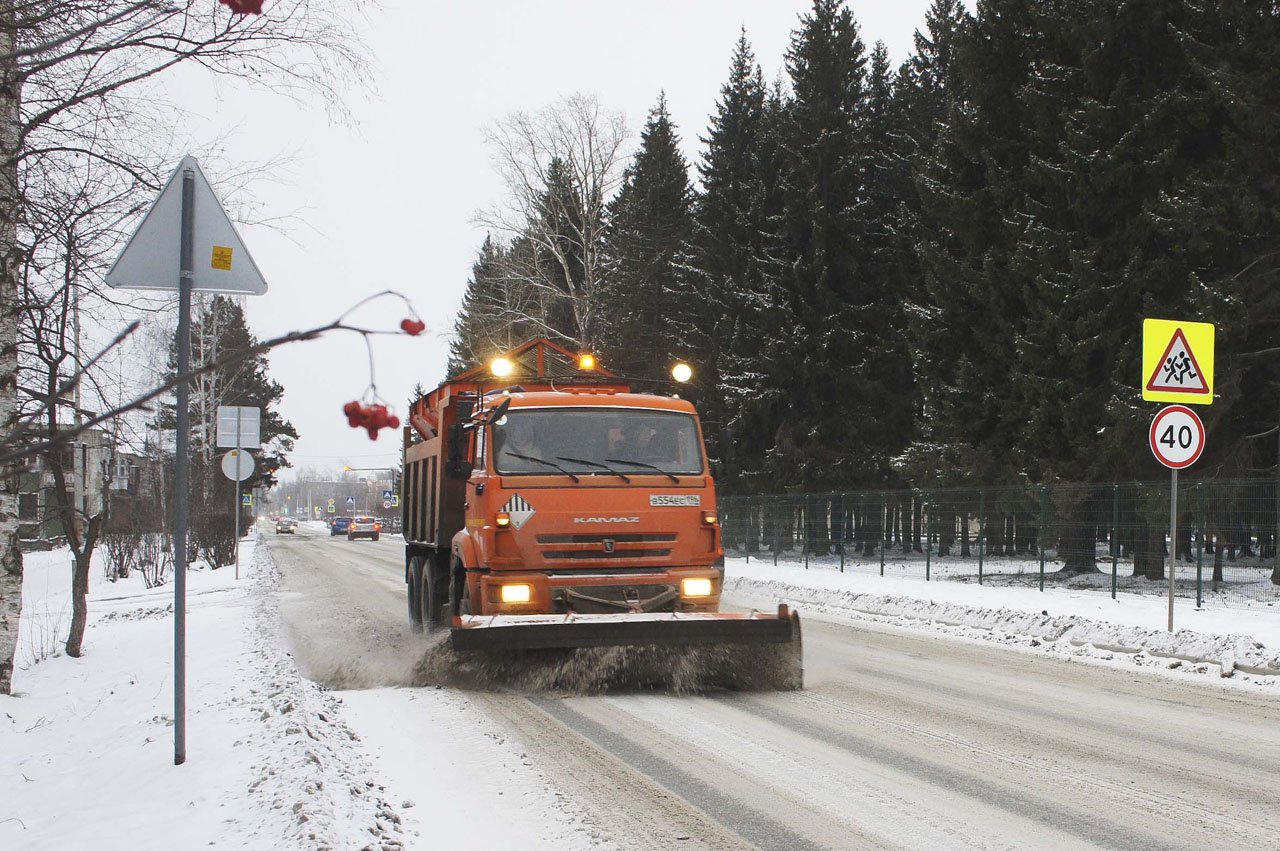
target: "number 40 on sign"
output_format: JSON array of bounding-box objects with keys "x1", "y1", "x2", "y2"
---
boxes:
[{"x1": 1149, "y1": 404, "x2": 1205, "y2": 470}]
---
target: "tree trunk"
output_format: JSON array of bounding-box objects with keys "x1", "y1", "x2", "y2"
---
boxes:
[
  {"x1": 862, "y1": 496, "x2": 881, "y2": 558},
  {"x1": 937, "y1": 511, "x2": 955, "y2": 556},
  {"x1": 987, "y1": 512, "x2": 1005, "y2": 556},
  {"x1": 1213, "y1": 532, "x2": 1224, "y2": 585},
  {"x1": 0, "y1": 5, "x2": 23, "y2": 695},
  {"x1": 1134, "y1": 522, "x2": 1166, "y2": 580},
  {"x1": 1058, "y1": 503, "x2": 1102, "y2": 574}
]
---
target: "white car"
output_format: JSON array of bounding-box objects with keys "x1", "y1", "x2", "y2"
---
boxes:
[{"x1": 347, "y1": 516, "x2": 381, "y2": 541}]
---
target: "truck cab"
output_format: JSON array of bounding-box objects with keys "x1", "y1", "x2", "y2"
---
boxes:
[
  {"x1": 400, "y1": 338, "x2": 723, "y2": 628},
  {"x1": 454, "y1": 390, "x2": 723, "y2": 618}
]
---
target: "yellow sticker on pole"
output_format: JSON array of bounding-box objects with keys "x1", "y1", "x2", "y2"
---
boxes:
[
  {"x1": 211, "y1": 245, "x2": 233, "y2": 271},
  {"x1": 1142, "y1": 318, "x2": 1214, "y2": 405}
]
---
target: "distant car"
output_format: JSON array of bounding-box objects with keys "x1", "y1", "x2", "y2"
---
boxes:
[
  {"x1": 275, "y1": 518, "x2": 297, "y2": 534},
  {"x1": 347, "y1": 516, "x2": 382, "y2": 541},
  {"x1": 329, "y1": 516, "x2": 353, "y2": 536}
]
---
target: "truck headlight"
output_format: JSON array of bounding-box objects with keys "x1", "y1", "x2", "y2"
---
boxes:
[
  {"x1": 681, "y1": 578, "x2": 713, "y2": 597},
  {"x1": 500, "y1": 584, "x2": 531, "y2": 603}
]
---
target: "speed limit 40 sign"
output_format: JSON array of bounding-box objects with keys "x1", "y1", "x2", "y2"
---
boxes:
[{"x1": 1149, "y1": 404, "x2": 1205, "y2": 469}]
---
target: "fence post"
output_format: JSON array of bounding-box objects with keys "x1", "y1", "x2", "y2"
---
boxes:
[
  {"x1": 839, "y1": 492, "x2": 846, "y2": 573},
  {"x1": 1196, "y1": 485, "x2": 1204, "y2": 609},
  {"x1": 773, "y1": 496, "x2": 779, "y2": 567},
  {"x1": 1111, "y1": 484, "x2": 1119, "y2": 601},
  {"x1": 925, "y1": 492, "x2": 932, "y2": 582},
  {"x1": 978, "y1": 490, "x2": 985, "y2": 585},
  {"x1": 1039, "y1": 485, "x2": 1047, "y2": 593},
  {"x1": 801, "y1": 495, "x2": 809, "y2": 570},
  {"x1": 880, "y1": 491, "x2": 886, "y2": 577}
]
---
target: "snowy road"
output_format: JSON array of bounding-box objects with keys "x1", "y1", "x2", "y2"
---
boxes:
[{"x1": 268, "y1": 527, "x2": 1280, "y2": 850}]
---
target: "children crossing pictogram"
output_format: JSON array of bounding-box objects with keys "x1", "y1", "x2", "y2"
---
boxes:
[{"x1": 1146, "y1": 328, "x2": 1208, "y2": 394}]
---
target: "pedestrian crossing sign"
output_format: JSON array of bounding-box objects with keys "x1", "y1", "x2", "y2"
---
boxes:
[{"x1": 1142, "y1": 318, "x2": 1214, "y2": 405}]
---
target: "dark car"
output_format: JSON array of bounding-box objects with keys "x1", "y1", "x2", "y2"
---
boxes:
[
  {"x1": 347, "y1": 516, "x2": 382, "y2": 541},
  {"x1": 329, "y1": 516, "x2": 353, "y2": 536},
  {"x1": 275, "y1": 518, "x2": 297, "y2": 534}
]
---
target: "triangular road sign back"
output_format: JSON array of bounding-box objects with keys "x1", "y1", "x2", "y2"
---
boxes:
[
  {"x1": 105, "y1": 155, "x2": 267, "y2": 295},
  {"x1": 1145, "y1": 328, "x2": 1209, "y2": 395}
]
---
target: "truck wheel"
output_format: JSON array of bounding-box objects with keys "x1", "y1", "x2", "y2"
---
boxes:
[
  {"x1": 421, "y1": 558, "x2": 449, "y2": 630},
  {"x1": 407, "y1": 556, "x2": 424, "y2": 633},
  {"x1": 459, "y1": 574, "x2": 472, "y2": 617}
]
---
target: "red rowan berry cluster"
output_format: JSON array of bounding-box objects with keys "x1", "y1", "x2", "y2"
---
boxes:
[
  {"x1": 343, "y1": 401, "x2": 401, "y2": 441},
  {"x1": 400, "y1": 318, "x2": 426, "y2": 336}
]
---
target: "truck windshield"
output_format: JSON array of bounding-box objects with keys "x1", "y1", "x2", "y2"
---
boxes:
[{"x1": 492, "y1": 409, "x2": 704, "y2": 476}]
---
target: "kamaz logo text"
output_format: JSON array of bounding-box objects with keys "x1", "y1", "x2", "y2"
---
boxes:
[{"x1": 573, "y1": 516, "x2": 641, "y2": 524}]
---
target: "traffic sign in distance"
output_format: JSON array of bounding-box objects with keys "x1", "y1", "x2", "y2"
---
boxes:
[
  {"x1": 1149, "y1": 405, "x2": 1205, "y2": 469},
  {"x1": 1142, "y1": 318, "x2": 1214, "y2": 405}
]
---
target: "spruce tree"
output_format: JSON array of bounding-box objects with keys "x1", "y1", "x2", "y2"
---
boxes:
[
  {"x1": 908, "y1": 0, "x2": 1033, "y2": 488},
  {"x1": 686, "y1": 32, "x2": 767, "y2": 475},
  {"x1": 449, "y1": 236, "x2": 541, "y2": 374},
  {"x1": 599, "y1": 93, "x2": 695, "y2": 383},
  {"x1": 717, "y1": 80, "x2": 793, "y2": 491},
  {"x1": 768, "y1": 0, "x2": 885, "y2": 493}
]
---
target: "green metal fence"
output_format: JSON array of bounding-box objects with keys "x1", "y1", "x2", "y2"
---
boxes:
[{"x1": 719, "y1": 479, "x2": 1280, "y2": 606}]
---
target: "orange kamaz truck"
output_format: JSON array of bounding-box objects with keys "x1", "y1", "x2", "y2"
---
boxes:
[{"x1": 400, "y1": 339, "x2": 801, "y2": 689}]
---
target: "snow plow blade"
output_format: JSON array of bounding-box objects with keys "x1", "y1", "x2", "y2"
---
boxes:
[{"x1": 449, "y1": 604, "x2": 803, "y2": 691}]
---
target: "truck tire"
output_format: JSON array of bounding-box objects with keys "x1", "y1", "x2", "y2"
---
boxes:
[
  {"x1": 421, "y1": 557, "x2": 449, "y2": 630},
  {"x1": 458, "y1": 573, "x2": 472, "y2": 616},
  {"x1": 407, "y1": 556, "x2": 424, "y2": 633}
]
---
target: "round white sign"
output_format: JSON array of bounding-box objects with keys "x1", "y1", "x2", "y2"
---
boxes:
[
  {"x1": 1148, "y1": 405, "x2": 1205, "y2": 469},
  {"x1": 220, "y1": 449, "x2": 256, "y2": 481}
]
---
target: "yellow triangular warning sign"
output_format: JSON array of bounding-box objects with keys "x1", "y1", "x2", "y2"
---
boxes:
[{"x1": 1141, "y1": 318, "x2": 1214, "y2": 405}]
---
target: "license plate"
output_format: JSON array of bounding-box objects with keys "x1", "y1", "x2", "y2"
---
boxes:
[{"x1": 650, "y1": 494, "x2": 701, "y2": 507}]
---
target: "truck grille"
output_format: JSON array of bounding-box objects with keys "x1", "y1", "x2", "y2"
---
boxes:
[
  {"x1": 536, "y1": 532, "x2": 676, "y2": 562},
  {"x1": 536, "y1": 534, "x2": 676, "y2": 544},
  {"x1": 541, "y1": 548, "x2": 672, "y2": 560}
]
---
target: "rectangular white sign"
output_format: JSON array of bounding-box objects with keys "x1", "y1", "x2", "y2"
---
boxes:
[{"x1": 216, "y1": 406, "x2": 261, "y2": 448}]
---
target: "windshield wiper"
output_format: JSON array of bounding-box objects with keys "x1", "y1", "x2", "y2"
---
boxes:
[
  {"x1": 503, "y1": 450, "x2": 580, "y2": 482},
  {"x1": 556, "y1": 456, "x2": 631, "y2": 483},
  {"x1": 605, "y1": 458, "x2": 679, "y2": 483}
]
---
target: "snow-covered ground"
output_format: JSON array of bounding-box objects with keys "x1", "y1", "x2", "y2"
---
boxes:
[
  {"x1": 2, "y1": 540, "x2": 408, "y2": 850},
  {"x1": 725, "y1": 555, "x2": 1280, "y2": 684},
  {"x1": 4, "y1": 536, "x2": 1277, "y2": 849}
]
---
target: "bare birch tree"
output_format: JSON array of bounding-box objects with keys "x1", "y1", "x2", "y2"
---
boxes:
[
  {"x1": 475, "y1": 93, "x2": 628, "y2": 349},
  {"x1": 0, "y1": 0, "x2": 366, "y2": 693}
]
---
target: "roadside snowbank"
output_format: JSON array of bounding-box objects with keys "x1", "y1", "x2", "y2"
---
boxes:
[
  {"x1": 2, "y1": 539, "x2": 405, "y2": 850},
  {"x1": 724, "y1": 558, "x2": 1280, "y2": 684}
]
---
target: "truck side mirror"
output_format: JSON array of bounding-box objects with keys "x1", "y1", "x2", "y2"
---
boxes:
[{"x1": 445, "y1": 423, "x2": 474, "y2": 481}]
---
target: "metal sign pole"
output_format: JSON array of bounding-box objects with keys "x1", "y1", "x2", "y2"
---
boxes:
[
  {"x1": 233, "y1": 408, "x2": 242, "y2": 580},
  {"x1": 1168, "y1": 468, "x2": 1177, "y2": 633},
  {"x1": 174, "y1": 166, "x2": 195, "y2": 766}
]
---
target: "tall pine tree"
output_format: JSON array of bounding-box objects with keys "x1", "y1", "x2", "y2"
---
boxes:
[{"x1": 599, "y1": 93, "x2": 695, "y2": 383}]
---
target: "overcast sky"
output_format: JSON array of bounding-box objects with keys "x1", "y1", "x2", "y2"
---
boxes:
[{"x1": 160, "y1": 1, "x2": 938, "y2": 480}]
